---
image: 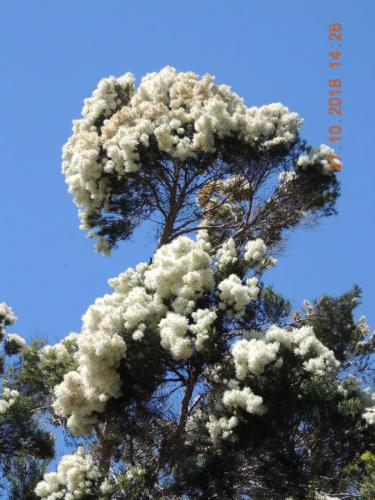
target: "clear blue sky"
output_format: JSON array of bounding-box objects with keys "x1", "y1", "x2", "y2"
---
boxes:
[{"x1": 1, "y1": 0, "x2": 374, "y2": 350}]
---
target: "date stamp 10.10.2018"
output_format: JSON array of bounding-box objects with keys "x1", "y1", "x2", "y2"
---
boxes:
[{"x1": 327, "y1": 23, "x2": 343, "y2": 172}]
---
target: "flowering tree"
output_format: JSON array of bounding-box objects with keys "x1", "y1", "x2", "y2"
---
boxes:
[
  {"x1": 0, "y1": 305, "x2": 54, "y2": 498},
  {"x1": 62, "y1": 66, "x2": 339, "y2": 254},
  {"x1": 2, "y1": 67, "x2": 374, "y2": 499}
]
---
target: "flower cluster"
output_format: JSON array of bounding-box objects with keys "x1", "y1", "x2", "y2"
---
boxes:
[
  {"x1": 362, "y1": 392, "x2": 375, "y2": 425},
  {"x1": 296, "y1": 144, "x2": 337, "y2": 174},
  {"x1": 52, "y1": 307, "x2": 127, "y2": 435},
  {"x1": 206, "y1": 414, "x2": 239, "y2": 444},
  {"x1": 144, "y1": 235, "x2": 215, "y2": 315},
  {"x1": 0, "y1": 386, "x2": 19, "y2": 414},
  {"x1": 278, "y1": 170, "x2": 297, "y2": 185},
  {"x1": 222, "y1": 386, "x2": 266, "y2": 415},
  {"x1": 52, "y1": 235, "x2": 266, "y2": 435},
  {"x1": 4, "y1": 332, "x2": 26, "y2": 355},
  {"x1": 34, "y1": 447, "x2": 111, "y2": 499},
  {"x1": 231, "y1": 338, "x2": 280, "y2": 379},
  {"x1": 218, "y1": 274, "x2": 259, "y2": 318},
  {"x1": 206, "y1": 324, "x2": 340, "y2": 445},
  {"x1": 363, "y1": 407, "x2": 375, "y2": 425},
  {"x1": 0, "y1": 302, "x2": 16, "y2": 338},
  {"x1": 40, "y1": 333, "x2": 78, "y2": 365},
  {"x1": 62, "y1": 66, "x2": 303, "y2": 236},
  {"x1": 265, "y1": 325, "x2": 339, "y2": 375},
  {"x1": 244, "y1": 238, "x2": 277, "y2": 271},
  {"x1": 0, "y1": 303, "x2": 16, "y2": 326},
  {"x1": 38, "y1": 333, "x2": 79, "y2": 387},
  {"x1": 216, "y1": 238, "x2": 238, "y2": 270}
]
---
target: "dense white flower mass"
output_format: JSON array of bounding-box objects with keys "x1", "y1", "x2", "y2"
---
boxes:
[
  {"x1": 265, "y1": 325, "x2": 339, "y2": 375},
  {"x1": 159, "y1": 312, "x2": 192, "y2": 360},
  {"x1": 53, "y1": 293, "x2": 128, "y2": 435},
  {"x1": 223, "y1": 387, "x2": 266, "y2": 415},
  {"x1": 0, "y1": 302, "x2": 17, "y2": 326},
  {"x1": 35, "y1": 447, "x2": 110, "y2": 499},
  {"x1": 218, "y1": 274, "x2": 259, "y2": 317},
  {"x1": 62, "y1": 66, "x2": 303, "y2": 234},
  {"x1": 223, "y1": 386, "x2": 265, "y2": 416},
  {"x1": 0, "y1": 387, "x2": 19, "y2": 414},
  {"x1": 296, "y1": 144, "x2": 337, "y2": 174},
  {"x1": 244, "y1": 238, "x2": 267, "y2": 265},
  {"x1": 244, "y1": 238, "x2": 277, "y2": 271},
  {"x1": 144, "y1": 236, "x2": 214, "y2": 315},
  {"x1": 190, "y1": 308, "x2": 217, "y2": 351},
  {"x1": 206, "y1": 414, "x2": 239, "y2": 444},
  {"x1": 52, "y1": 235, "x2": 264, "y2": 434},
  {"x1": 206, "y1": 324, "x2": 340, "y2": 445},
  {"x1": 231, "y1": 338, "x2": 280, "y2": 379}
]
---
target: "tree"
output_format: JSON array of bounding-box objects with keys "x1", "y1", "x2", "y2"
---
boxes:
[
  {"x1": 0, "y1": 305, "x2": 54, "y2": 498},
  {"x1": 4, "y1": 67, "x2": 374, "y2": 499}
]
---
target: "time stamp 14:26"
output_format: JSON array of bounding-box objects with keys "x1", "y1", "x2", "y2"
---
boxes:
[{"x1": 327, "y1": 23, "x2": 343, "y2": 172}]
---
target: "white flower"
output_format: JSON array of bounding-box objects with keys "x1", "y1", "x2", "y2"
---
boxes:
[
  {"x1": 216, "y1": 238, "x2": 237, "y2": 270},
  {"x1": 0, "y1": 386, "x2": 20, "y2": 414},
  {"x1": 231, "y1": 338, "x2": 279, "y2": 379},
  {"x1": 62, "y1": 66, "x2": 303, "y2": 250},
  {"x1": 144, "y1": 236, "x2": 214, "y2": 313},
  {"x1": 218, "y1": 274, "x2": 259, "y2": 317},
  {"x1": 53, "y1": 291, "x2": 127, "y2": 435},
  {"x1": 190, "y1": 308, "x2": 217, "y2": 351},
  {"x1": 265, "y1": 325, "x2": 339, "y2": 376},
  {"x1": 0, "y1": 303, "x2": 17, "y2": 326},
  {"x1": 363, "y1": 406, "x2": 375, "y2": 425},
  {"x1": 222, "y1": 387, "x2": 266, "y2": 415},
  {"x1": 244, "y1": 238, "x2": 267, "y2": 265},
  {"x1": 159, "y1": 313, "x2": 192, "y2": 360},
  {"x1": 35, "y1": 447, "x2": 101, "y2": 499},
  {"x1": 206, "y1": 414, "x2": 239, "y2": 444},
  {"x1": 296, "y1": 144, "x2": 336, "y2": 174}
]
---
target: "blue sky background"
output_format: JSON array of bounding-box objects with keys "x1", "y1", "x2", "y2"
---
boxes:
[{"x1": 0, "y1": 0, "x2": 374, "y2": 459}]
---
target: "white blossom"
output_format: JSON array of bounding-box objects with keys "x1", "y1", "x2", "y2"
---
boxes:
[
  {"x1": 62, "y1": 66, "x2": 303, "y2": 247},
  {"x1": 244, "y1": 238, "x2": 267, "y2": 265},
  {"x1": 222, "y1": 387, "x2": 266, "y2": 415},
  {"x1": 216, "y1": 238, "x2": 238, "y2": 270},
  {"x1": 53, "y1": 292, "x2": 127, "y2": 435},
  {"x1": 265, "y1": 325, "x2": 339, "y2": 376},
  {"x1": 357, "y1": 315, "x2": 370, "y2": 337},
  {"x1": 218, "y1": 274, "x2": 259, "y2": 317},
  {"x1": 0, "y1": 386, "x2": 19, "y2": 414},
  {"x1": 244, "y1": 238, "x2": 276, "y2": 270},
  {"x1": 206, "y1": 414, "x2": 239, "y2": 444},
  {"x1": 231, "y1": 338, "x2": 279, "y2": 380},
  {"x1": 34, "y1": 447, "x2": 107, "y2": 499},
  {"x1": 144, "y1": 236, "x2": 214, "y2": 315},
  {"x1": 190, "y1": 308, "x2": 217, "y2": 351},
  {"x1": 0, "y1": 302, "x2": 17, "y2": 326},
  {"x1": 159, "y1": 312, "x2": 192, "y2": 360},
  {"x1": 296, "y1": 144, "x2": 337, "y2": 174},
  {"x1": 363, "y1": 407, "x2": 375, "y2": 425}
]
